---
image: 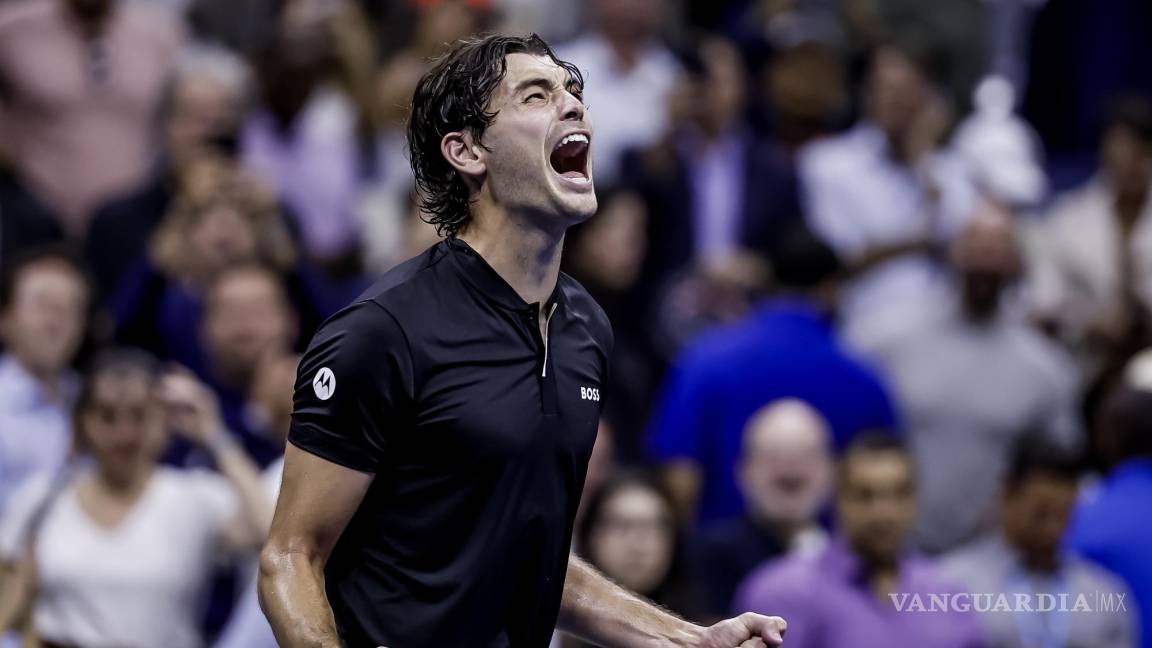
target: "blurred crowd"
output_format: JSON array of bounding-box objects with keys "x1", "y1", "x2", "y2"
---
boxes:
[{"x1": 0, "y1": 0, "x2": 1151, "y2": 646}]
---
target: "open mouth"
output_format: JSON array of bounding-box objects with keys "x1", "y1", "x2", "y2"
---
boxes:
[{"x1": 549, "y1": 132, "x2": 591, "y2": 184}]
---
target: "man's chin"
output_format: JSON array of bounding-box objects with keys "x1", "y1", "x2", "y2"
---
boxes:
[{"x1": 556, "y1": 192, "x2": 598, "y2": 224}]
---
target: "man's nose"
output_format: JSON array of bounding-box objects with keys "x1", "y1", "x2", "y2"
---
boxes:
[{"x1": 560, "y1": 91, "x2": 585, "y2": 122}]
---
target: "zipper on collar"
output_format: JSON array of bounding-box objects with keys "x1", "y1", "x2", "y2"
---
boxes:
[{"x1": 541, "y1": 302, "x2": 558, "y2": 378}]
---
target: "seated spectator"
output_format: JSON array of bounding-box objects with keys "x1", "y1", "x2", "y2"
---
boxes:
[
  {"x1": 566, "y1": 472, "x2": 703, "y2": 647},
  {"x1": 557, "y1": 0, "x2": 680, "y2": 185},
  {"x1": 694, "y1": 399, "x2": 833, "y2": 618},
  {"x1": 0, "y1": 349, "x2": 271, "y2": 648},
  {"x1": 864, "y1": 206, "x2": 1082, "y2": 554},
  {"x1": 1029, "y1": 97, "x2": 1152, "y2": 381},
  {"x1": 113, "y1": 158, "x2": 321, "y2": 377},
  {"x1": 648, "y1": 227, "x2": 897, "y2": 524},
  {"x1": 799, "y1": 38, "x2": 978, "y2": 345},
  {"x1": 242, "y1": 0, "x2": 377, "y2": 273},
  {"x1": 0, "y1": 0, "x2": 184, "y2": 236},
  {"x1": 0, "y1": 248, "x2": 90, "y2": 518},
  {"x1": 735, "y1": 434, "x2": 985, "y2": 648},
  {"x1": 86, "y1": 45, "x2": 252, "y2": 300},
  {"x1": 940, "y1": 439, "x2": 1136, "y2": 648},
  {"x1": 1069, "y1": 381, "x2": 1152, "y2": 648}
]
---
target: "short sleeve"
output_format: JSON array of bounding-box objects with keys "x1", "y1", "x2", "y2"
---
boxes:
[
  {"x1": 181, "y1": 469, "x2": 240, "y2": 536},
  {"x1": 288, "y1": 300, "x2": 415, "y2": 473}
]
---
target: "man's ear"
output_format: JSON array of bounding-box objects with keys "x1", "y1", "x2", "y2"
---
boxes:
[{"x1": 441, "y1": 130, "x2": 486, "y2": 184}]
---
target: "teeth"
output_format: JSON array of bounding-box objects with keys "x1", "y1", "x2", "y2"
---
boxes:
[{"x1": 556, "y1": 133, "x2": 589, "y2": 149}]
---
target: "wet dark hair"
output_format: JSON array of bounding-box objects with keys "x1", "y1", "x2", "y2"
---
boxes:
[{"x1": 406, "y1": 33, "x2": 583, "y2": 237}]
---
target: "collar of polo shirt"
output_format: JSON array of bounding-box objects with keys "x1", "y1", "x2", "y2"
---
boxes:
[{"x1": 446, "y1": 237, "x2": 564, "y2": 313}]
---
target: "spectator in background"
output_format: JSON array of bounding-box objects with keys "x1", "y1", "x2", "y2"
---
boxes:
[
  {"x1": 567, "y1": 472, "x2": 703, "y2": 645},
  {"x1": 113, "y1": 158, "x2": 317, "y2": 377},
  {"x1": 86, "y1": 45, "x2": 252, "y2": 301},
  {"x1": 864, "y1": 207, "x2": 1081, "y2": 554},
  {"x1": 735, "y1": 434, "x2": 985, "y2": 648},
  {"x1": 0, "y1": 0, "x2": 184, "y2": 237},
  {"x1": 623, "y1": 35, "x2": 802, "y2": 304},
  {"x1": 557, "y1": 0, "x2": 680, "y2": 184},
  {"x1": 242, "y1": 0, "x2": 377, "y2": 274},
  {"x1": 1069, "y1": 382, "x2": 1152, "y2": 648},
  {"x1": 940, "y1": 440, "x2": 1136, "y2": 648},
  {"x1": 1029, "y1": 97, "x2": 1152, "y2": 381},
  {"x1": 0, "y1": 248, "x2": 89, "y2": 518},
  {"x1": 0, "y1": 349, "x2": 271, "y2": 648},
  {"x1": 694, "y1": 399, "x2": 833, "y2": 619},
  {"x1": 648, "y1": 227, "x2": 897, "y2": 524},
  {"x1": 755, "y1": 41, "x2": 847, "y2": 151},
  {"x1": 195, "y1": 265, "x2": 299, "y2": 465},
  {"x1": 799, "y1": 39, "x2": 978, "y2": 346}
]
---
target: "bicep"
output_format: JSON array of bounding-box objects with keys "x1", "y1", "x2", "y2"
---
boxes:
[{"x1": 265, "y1": 444, "x2": 374, "y2": 564}]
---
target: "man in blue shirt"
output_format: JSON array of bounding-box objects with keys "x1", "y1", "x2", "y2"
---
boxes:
[
  {"x1": 649, "y1": 227, "x2": 898, "y2": 523},
  {"x1": 1068, "y1": 383, "x2": 1152, "y2": 648}
]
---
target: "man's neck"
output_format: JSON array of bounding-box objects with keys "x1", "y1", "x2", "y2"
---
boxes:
[
  {"x1": 9, "y1": 353, "x2": 67, "y2": 403},
  {"x1": 458, "y1": 205, "x2": 565, "y2": 307}
]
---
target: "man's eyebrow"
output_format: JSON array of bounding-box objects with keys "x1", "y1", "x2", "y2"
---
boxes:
[{"x1": 512, "y1": 77, "x2": 559, "y2": 94}]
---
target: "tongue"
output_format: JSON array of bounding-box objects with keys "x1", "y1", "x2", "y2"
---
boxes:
[{"x1": 551, "y1": 140, "x2": 587, "y2": 177}]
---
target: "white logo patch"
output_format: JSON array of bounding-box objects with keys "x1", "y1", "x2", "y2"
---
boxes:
[
  {"x1": 313, "y1": 367, "x2": 336, "y2": 401},
  {"x1": 580, "y1": 386, "x2": 601, "y2": 402}
]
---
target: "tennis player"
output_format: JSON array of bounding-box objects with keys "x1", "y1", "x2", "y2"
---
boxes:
[{"x1": 258, "y1": 33, "x2": 787, "y2": 648}]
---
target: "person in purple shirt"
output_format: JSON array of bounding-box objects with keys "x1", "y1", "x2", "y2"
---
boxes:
[{"x1": 735, "y1": 433, "x2": 986, "y2": 648}]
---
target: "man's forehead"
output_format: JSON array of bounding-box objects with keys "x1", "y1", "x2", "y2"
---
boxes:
[{"x1": 501, "y1": 52, "x2": 573, "y2": 89}]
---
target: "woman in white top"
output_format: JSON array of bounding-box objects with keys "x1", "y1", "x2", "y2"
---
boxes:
[{"x1": 0, "y1": 349, "x2": 273, "y2": 648}]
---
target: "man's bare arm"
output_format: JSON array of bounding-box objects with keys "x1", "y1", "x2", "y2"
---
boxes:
[
  {"x1": 258, "y1": 443, "x2": 374, "y2": 648},
  {"x1": 558, "y1": 555, "x2": 785, "y2": 648}
]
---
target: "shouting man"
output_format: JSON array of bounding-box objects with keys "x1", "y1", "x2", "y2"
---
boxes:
[{"x1": 258, "y1": 34, "x2": 786, "y2": 648}]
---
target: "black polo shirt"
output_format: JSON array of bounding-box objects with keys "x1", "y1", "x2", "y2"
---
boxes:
[{"x1": 288, "y1": 238, "x2": 613, "y2": 648}]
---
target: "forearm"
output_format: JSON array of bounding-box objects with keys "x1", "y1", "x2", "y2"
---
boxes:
[
  {"x1": 258, "y1": 548, "x2": 342, "y2": 648},
  {"x1": 557, "y1": 555, "x2": 702, "y2": 648},
  {"x1": 210, "y1": 435, "x2": 276, "y2": 536}
]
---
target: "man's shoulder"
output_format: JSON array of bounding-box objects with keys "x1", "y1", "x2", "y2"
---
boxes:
[
  {"x1": 307, "y1": 247, "x2": 448, "y2": 350},
  {"x1": 355, "y1": 243, "x2": 452, "y2": 314}
]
